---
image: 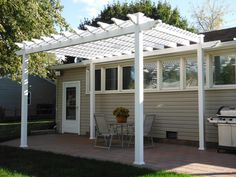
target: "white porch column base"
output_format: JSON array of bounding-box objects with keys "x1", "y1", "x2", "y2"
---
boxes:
[
  {"x1": 20, "y1": 50, "x2": 29, "y2": 148},
  {"x1": 197, "y1": 35, "x2": 205, "y2": 150},
  {"x1": 89, "y1": 61, "x2": 95, "y2": 139},
  {"x1": 134, "y1": 13, "x2": 145, "y2": 165}
]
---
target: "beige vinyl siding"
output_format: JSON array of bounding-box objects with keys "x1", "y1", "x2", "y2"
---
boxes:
[
  {"x1": 56, "y1": 67, "x2": 236, "y2": 143},
  {"x1": 56, "y1": 68, "x2": 89, "y2": 135}
]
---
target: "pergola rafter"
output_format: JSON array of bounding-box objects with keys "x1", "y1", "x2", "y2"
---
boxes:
[
  {"x1": 15, "y1": 12, "x2": 205, "y2": 165},
  {"x1": 16, "y1": 13, "x2": 199, "y2": 58}
]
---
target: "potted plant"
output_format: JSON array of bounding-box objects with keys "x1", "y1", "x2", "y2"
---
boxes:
[{"x1": 113, "y1": 107, "x2": 130, "y2": 123}]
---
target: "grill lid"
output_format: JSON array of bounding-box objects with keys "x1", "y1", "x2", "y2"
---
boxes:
[{"x1": 217, "y1": 106, "x2": 236, "y2": 117}]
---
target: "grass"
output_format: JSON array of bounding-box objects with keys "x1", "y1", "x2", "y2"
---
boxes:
[{"x1": 0, "y1": 146, "x2": 193, "y2": 177}]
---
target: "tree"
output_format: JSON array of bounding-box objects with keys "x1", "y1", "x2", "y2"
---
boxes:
[
  {"x1": 191, "y1": 0, "x2": 229, "y2": 32},
  {"x1": 0, "y1": 0, "x2": 69, "y2": 80},
  {"x1": 79, "y1": 0, "x2": 194, "y2": 32}
]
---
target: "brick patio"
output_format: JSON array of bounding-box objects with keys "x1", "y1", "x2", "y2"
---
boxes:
[{"x1": 1, "y1": 134, "x2": 236, "y2": 177}]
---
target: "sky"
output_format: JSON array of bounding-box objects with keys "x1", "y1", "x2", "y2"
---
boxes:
[{"x1": 60, "y1": 0, "x2": 236, "y2": 30}]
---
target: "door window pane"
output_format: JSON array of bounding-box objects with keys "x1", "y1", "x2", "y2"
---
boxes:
[
  {"x1": 123, "y1": 66, "x2": 135, "y2": 90},
  {"x1": 186, "y1": 59, "x2": 198, "y2": 87},
  {"x1": 144, "y1": 63, "x2": 157, "y2": 89},
  {"x1": 95, "y1": 69, "x2": 101, "y2": 91},
  {"x1": 213, "y1": 55, "x2": 236, "y2": 85},
  {"x1": 105, "y1": 68, "x2": 118, "y2": 90},
  {"x1": 162, "y1": 60, "x2": 180, "y2": 88},
  {"x1": 66, "y1": 87, "x2": 76, "y2": 120}
]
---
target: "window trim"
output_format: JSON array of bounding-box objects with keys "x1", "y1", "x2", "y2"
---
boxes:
[
  {"x1": 121, "y1": 65, "x2": 135, "y2": 91},
  {"x1": 143, "y1": 62, "x2": 158, "y2": 91},
  {"x1": 85, "y1": 52, "x2": 236, "y2": 95},
  {"x1": 86, "y1": 68, "x2": 103, "y2": 94},
  {"x1": 185, "y1": 57, "x2": 199, "y2": 89},
  {"x1": 28, "y1": 91, "x2": 31, "y2": 105},
  {"x1": 105, "y1": 67, "x2": 118, "y2": 91},
  {"x1": 211, "y1": 52, "x2": 236, "y2": 87},
  {"x1": 161, "y1": 58, "x2": 181, "y2": 90},
  {"x1": 95, "y1": 69, "x2": 102, "y2": 91}
]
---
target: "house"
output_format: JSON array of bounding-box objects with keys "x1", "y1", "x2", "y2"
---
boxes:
[
  {"x1": 0, "y1": 76, "x2": 56, "y2": 120},
  {"x1": 52, "y1": 27, "x2": 236, "y2": 141},
  {"x1": 15, "y1": 13, "x2": 236, "y2": 164}
]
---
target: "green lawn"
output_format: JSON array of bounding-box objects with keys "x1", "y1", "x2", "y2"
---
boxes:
[{"x1": 0, "y1": 146, "x2": 193, "y2": 177}]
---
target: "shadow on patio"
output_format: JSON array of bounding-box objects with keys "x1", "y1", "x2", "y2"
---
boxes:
[{"x1": 1, "y1": 134, "x2": 236, "y2": 177}]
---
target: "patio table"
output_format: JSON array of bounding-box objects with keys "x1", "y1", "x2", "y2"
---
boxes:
[{"x1": 109, "y1": 122, "x2": 134, "y2": 148}]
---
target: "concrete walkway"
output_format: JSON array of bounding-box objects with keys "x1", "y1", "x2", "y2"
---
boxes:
[{"x1": 1, "y1": 134, "x2": 236, "y2": 177}]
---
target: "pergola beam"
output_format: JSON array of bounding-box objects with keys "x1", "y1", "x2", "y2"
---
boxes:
[{"x1": 16, "y1": 20, "x2": 157, "y2": 56}]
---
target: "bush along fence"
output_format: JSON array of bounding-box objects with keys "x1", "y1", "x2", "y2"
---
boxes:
[{"x1": 0, "y1": 121, "x2": 55, "y2": 142}]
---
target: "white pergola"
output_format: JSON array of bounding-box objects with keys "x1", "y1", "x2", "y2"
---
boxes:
[{"x1": 16, "y1": 13, "x2": 205, "y2": 165}]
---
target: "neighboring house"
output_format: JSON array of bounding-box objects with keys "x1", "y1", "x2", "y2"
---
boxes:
[
  {"x1": 52, "y1": 27, "x2": 236, "y2": 145},
  {"x1": 0, "y1": 75, "x2": 56, "y2": 120}
]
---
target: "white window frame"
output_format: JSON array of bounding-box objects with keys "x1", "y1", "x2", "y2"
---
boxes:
[
  {"x1": 86, "y1": 67, "x2": 103, "y2": 94},
  {"x1": 85, "y1": 52, "x2": 236, "y2": 95},
  {"x1": 95, "y1": 68, "x2": 102, "y2": 92},
  {"x1": 121, "y1": 64, "x2": 135, "y2": 92},
  {"x1": 211, "y1": 52, "x2": 236, "y2": 88},
  {"x1": 157, "y1": 60, "x2": 162, "y2": 91},
  {"x1": 160, "y1": 58, "x2": 181, "y2": 90},
  {"x1": 184, "y1": 57, "x2": 198, "y2": 89},
  {"x1": 143, "y1": 61, "x2": 158, "y2": 91},
  {"x1": 104, "y1": 66, "x2": 119, "y2": 92},
  {"x1": 205, "y1": 54, "x2": 212, "y2": 88},
  {"x1": 28, "y1": 91, "x2": 31, "y2": 105},
  {"x1": 86, "y1": 68, "x2": 90, "y2": 94}
]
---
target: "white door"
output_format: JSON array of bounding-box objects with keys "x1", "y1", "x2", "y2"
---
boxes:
[{"x1": 62, "y1": 81, "x2": 80, "y2": 134}]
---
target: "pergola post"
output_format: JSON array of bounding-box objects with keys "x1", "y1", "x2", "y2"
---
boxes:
[
  {"x1": 20, "y1": 50, "x2": 29, "y2": 148},
  {"x1": 134, "y1": 13, "x2": 145, "y2": 165},
  {"x1": 89, "y1": 61, "x2": 95, "y2": 139},
  {"x1": 197, "y1": 34, "x2": 205, "y2": 150}
]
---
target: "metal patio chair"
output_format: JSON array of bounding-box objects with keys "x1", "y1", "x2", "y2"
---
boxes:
[
  {"x1": 128, "y1": 113, "x2": 156, "y2": 147},
  {"x1": 143, "y1": 113, "x2": 156, "y2": 146},
  {"x1": 94, "y1": 113, "x2": 114, "y2": 150}
]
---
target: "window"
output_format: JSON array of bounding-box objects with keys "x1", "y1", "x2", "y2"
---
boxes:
[
  {"x1": 123, "y1": 66, "x2": 135, "y2": 90},
  {"x1": 86, "y1": 69, "x2": 101, "y2": 92},
  {"x1": 66, "y1": 87, "x2": 76, "y2": 120},
  {"x1": 95, "y1": 69, "x2": 101, "y2": 91},
  {"x1": 162, "y1": 60, "x2": 180, "y2": 88},
  {"x1": 28, "y1": 91, "x2": 31, "y2": 105},
  {"x1": 105, "y1": 68, "x2": 118, "y2": 90},
  {"x1": 213, "y1": 55, "x2": 236, "y2": 85},
  {"x1": 144, "y1": 63, "x2": 157, "y2": 89},
  {"x1": 186, "y1": 59, "x2": 198, "y2": 87}
]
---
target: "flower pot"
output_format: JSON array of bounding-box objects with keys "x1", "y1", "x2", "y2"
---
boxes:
[{"x1": 116, "y1": 116, "x2": 127, "y2": 123}]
